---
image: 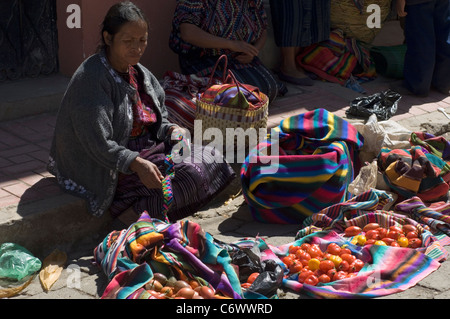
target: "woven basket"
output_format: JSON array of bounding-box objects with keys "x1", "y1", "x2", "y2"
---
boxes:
[
  {"x1": 196, "y1": 92, "x2": 269, "y2": 151},
  {"x1": 195, "y1": 55, "x2": 269, "y2": 153},
  {"x1": 331, "y1": 0, "x2": 392, "y2": 44}
]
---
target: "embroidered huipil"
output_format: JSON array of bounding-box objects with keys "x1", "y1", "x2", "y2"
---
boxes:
[{"x1": 169, "y1": 0, "x2": 268, "y2": 60}]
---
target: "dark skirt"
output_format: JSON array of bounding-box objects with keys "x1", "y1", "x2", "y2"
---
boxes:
[
  {"x1": 269, "y1": 0, "x2": 331, "y2": 47},
  {"x1": 110, "y1": 134, "x2": 236, "y2": 222}
]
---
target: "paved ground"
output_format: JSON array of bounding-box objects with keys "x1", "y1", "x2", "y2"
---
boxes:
[{"x1": 1, "y1": 74, "x2": 450, "y2": 303}]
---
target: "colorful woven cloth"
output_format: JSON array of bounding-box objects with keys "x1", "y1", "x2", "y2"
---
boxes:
[
  {"x1": 224, "y1": 230, "x2": 441, "y2": 299},
  {"x1": 297, "y1": 189, "x2": 449, "y2": 261},
  {"x1": 94, "y1": 213, "x2": 242, "y2": 299},
  {"x1": 296, "y1": 29, "x2": 377, "y2": 85},
  {"x1": 276, "y1": 231, "x2": 441, "y2": 298},
  {"x1": 241, "y1": 108, "x2": 364, "y2": 224},
  {"x1": 378, "y1": 146, "x2": 450, "y2": 202}
]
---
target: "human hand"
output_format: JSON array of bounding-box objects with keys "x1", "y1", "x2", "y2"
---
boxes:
[
  {"x1": 229, "y1": 40, "x2": 259, "y2": 58},
  {"x1": 130, "y1": 157, "x2": 164, "y2": 189},
  {"x1": 396, "y1": 0, "x2": 407, "y2": 17}
]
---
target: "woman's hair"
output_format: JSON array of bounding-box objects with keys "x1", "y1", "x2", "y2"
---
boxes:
[{"x1": 98, "y1": 1, "x2": 149, "y2": 51}]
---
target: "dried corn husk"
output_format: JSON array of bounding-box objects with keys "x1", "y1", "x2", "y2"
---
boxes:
[
  {"x1": 0, "y1": 275, "x2": 34, "y2": 298},
  {"x1": 39, "y1": 249, "x2": 67, "y2": 292}
]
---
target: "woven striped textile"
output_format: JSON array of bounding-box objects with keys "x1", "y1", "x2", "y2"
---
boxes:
[
  {"x1": 94, "y1": 214, "x2": 242, "y2": 299},
  {"x1": 378, "y1": 145, "x2": 450, "y2": 202},
  {"x1": 297, "y1": 189, "x2": 449, "y2": 261},
  {"x1": 296, "y1": 29, "x2": 377, "y2": 85},
  {"x1": 241, "y1": 108, "x2": 364, "y2": 224},
  {"x1": 278, "y1": 231, "x2": 441, "y2": 298}
]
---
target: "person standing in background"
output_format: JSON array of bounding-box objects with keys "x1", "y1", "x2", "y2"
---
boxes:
[{"x1": 393, "y1": 0, "x2": 450, "y2": 97}]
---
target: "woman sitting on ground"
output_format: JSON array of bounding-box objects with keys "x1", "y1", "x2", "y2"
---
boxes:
[
  {"x1": 48, "y1": 1, "x2": 235, "y2": 225},
  {"x1": 169, "y1": 0, "x2": 287, "y2": 102}
]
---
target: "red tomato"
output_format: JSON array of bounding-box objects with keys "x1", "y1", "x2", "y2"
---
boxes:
[
  {"x1": 390, "y1": 241, "x2": 400, "y2": 247},
  {"x1": 340, "y1": 248, "x2": 352, "y2": 256},
  {"x1": 364, "y1": 239, "x2": 376, "y2": 246},
  {"x1": 340, "y1": 253, "x2": 356, "y2": 264},
  {"x1": 346, "y1": 272, "x2": 357, "y2": 279},
  {"x1": 298, "y1": 270, "x2": 314, "y2": 283},
  {"x1": 319, "y1": 260, "x2": 335, "y2": 273},
  {"x1": 381, "y1": 237, "x2": 395, "y2": 245},
  {"x1": 338, "y1": 260, "x2": 350, "y2": 272},
  {"x1": 365, "y1": 230, "x2": 380, "y2": 240},
  {"x1": 313, "y1": 269, "x2": 324, "y2": 277},
  {"x1": 327, "y1": 243, "x2": 342, "y2": 255},
  {"x1": 327, "y1": 268, "x2": 337, "y2": 279},
  {"x1": 389, "y1": 225, "x2": 404, "y2": 234},
  {"x1": 406, "y1": 231, "x2": 419, "y2": 239},
  {"x1": 247, "y1": 272, "x2": 259, "y2": 284},
  {"x1": 300, "y1": 243, "x2": 311, "y2": 251},
  {"x1": 241, "y1": 283, "x2": 252, "y2": 289},
  {"x1": 289, "y1": 260, "x2": 303, "y2": 274},
  {"x1": 402, "y1": 224, "x2": 418, "y2": 234},
  {"x1": 333, "y1": 271, "x2": 348, "y2": 281},
  {"x1": 318, "y1": 274, "x2": 331, "y2": 283},
  {"x1": 408, "y1": 238, "x2": 422, "y2": 248},
  {"x1": 349, "y1": 259, "x2": 365, "y2": 272},
  {"x1": 295, "y1": 250, "x2": 311, "y2": 261},
  {"x1": 304, "y1": 275, "x2": 319, "y2": 286},
  {"x1": 298, "y1": 258, "x2": 310, "y2": 268},
  {"x1": 387, "y1": 230, "x2": 401, "y2": 240},
  {"x1": 344, "y1": 226, "x2": 362, "y2": 237},
  {"x1": 363, "y1": 223, "x2": 380, "y2": 232},
  {"x1": 376, "y1": 227, "x2": 388, "y2": 239},
  {"x1": 288, "y1": 245, "x2": 300, "y2": 254},
  {"x1": 307, "y1": 246, "x2": 323, "y2": 258},
  {"x1": 281, "y1": 255, "x2": 295, "y2": 267}
]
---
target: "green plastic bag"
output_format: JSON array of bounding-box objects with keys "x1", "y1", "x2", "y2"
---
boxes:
[{"x1": 0, "y1": 243, "x2": 42, "y2": 281}]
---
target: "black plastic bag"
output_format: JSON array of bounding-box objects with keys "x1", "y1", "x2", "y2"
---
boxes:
[
  {"x1": 230, "y1": 247, "x2": 283, "y2": 297},
  {"x1": 346, "y1": 89, "x2": 402, "y2": 121},
  {"x1": 247, "y1": 259, "x2": 284, "y2": 297},
  {"x1": 230, "y1": 247, "x2": 263, "y2": 282}
]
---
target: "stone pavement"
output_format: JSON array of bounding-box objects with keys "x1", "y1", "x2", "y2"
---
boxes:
[{"x1": 1, "y1": 75, "x2": 450, "y2": 301}]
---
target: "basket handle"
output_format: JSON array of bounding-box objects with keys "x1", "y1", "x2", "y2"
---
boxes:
[
  {"x1": 225, "y1": 69, "x2": 263, "y2": 104},
  {"x1": 208, "y1": 55, "x2": 228, "y2": 85}
]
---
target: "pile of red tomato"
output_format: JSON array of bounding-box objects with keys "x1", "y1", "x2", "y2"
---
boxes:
[
  {"x1": 280, "y1": 242, "x2": 365, "y2": 286},
  {"x1": 144, "y1": 273, "x2": 230, "y2": 299},
  {"x1": 344, "y1": 223, "x2": 422, "y2": 248}
]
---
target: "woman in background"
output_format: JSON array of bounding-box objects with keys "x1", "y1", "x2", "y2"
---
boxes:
[{"x1": 169, "y1": 0, "x2": 286, "y2": 102}]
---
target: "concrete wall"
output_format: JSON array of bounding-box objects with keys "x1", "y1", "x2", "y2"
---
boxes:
[{"x1": 56, "y1": 0, "x2": 180, "y2": 78}]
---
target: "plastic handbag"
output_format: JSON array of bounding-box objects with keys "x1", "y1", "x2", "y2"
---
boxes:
[{"x1": 195, "y1": 55, "x2": 269, "y2": 152}]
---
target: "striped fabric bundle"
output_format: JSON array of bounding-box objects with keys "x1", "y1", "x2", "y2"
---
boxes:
[
  {"x1": 241, "y1": 108, "x2": 364, "y2": 224},
  {"x1": 410, "y1": 131, "x2": 450, "y2": 179},
  {"x1": 378, "y1": 146, "x2": 450, "y2": 202},
  {"x1": 297, "y1": 189, "x2": 449, "y2": 261},
  {"x1": 277, "y1": 231, "x2": 441, "y2": 298},
  {"x1": 296, "y1": 29, "x2": 376, "y2": 85},
  {"x1": 94, "y1": 213, "x2": 242, "y2": 299}
]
